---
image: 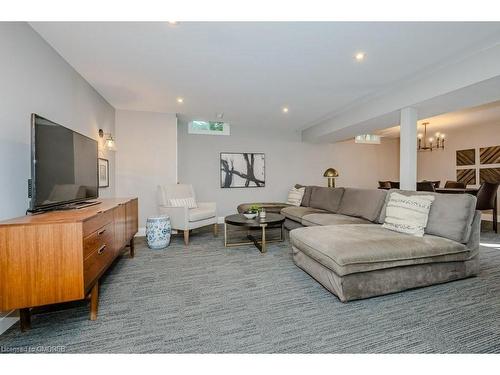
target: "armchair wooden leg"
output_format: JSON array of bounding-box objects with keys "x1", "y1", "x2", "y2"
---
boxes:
[
  {"x1": 214, "y1": 223, "x2": 218, "y2": 237},
  {"x1": 184, "y1": 230, "x2": 190, "y2": 246}
]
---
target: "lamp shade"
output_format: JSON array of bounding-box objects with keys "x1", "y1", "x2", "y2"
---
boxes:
[{"x1": 323, "y1": 168, "x2": 339, "y2": 178}]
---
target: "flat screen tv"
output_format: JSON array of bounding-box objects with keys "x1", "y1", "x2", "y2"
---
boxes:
[{"x1": 30, "y1": 114, "x2": 98, "y2": 212}]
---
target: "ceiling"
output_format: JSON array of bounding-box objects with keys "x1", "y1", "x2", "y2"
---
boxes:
[
  {"x1": 30, "y1": 22, "x2": 500, "y2": 130},
  {"x1": 377, "y1": 100, "x2": 500, "y2": 138}
]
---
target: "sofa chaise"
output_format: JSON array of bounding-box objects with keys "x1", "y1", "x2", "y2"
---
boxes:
[{"x1": 282, "y1": 187, "x2": 480, "y2": 302}]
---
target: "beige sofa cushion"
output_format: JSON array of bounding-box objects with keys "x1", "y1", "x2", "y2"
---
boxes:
[
  {"x1": 295, "y1": 184, "x2": 317, "y2": 207},
  {"x1": 301, "y1": 213, "x2": 370, "y2": 226},
  {"x1": 382, "y1": 192, "x2": 434, "y2": 237},
  {"x1": 289, "y1": 224, "x2": 470, "y2": 276},
  {"x1": 308, "y1": 187, "x2": 345, "y2": 212},
  {"x1": 286, "y1": 187, "x2": 305, "y2": 206},
  {"x1": 337, "y1": 188, "x2": 387, "y2": 222},
  {"x1": 377, "y1": 190, "x2": 477, "y2": 243},
  {"x1": 281, "y1": 206, "x2": 328, "y2": 223}
]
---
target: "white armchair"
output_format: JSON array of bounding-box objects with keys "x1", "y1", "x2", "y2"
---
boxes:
[{"x1": 157, "y1": 184, "x2": 218, "y2": 245}]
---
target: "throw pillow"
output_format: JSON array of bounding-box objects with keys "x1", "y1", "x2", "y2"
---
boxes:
[
  {"x1": 169, "y1": 197, "x2": 198, "y2": 209},
  {"x1": 287, "y1": 187, "x2": 305, "y2": 207},
  {"x1": 382, "y1": 192, "x2": 435, "y2": 237}
]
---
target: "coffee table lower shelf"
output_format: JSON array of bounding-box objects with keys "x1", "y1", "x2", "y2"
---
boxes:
[{"x1": 224, "y1": 213, "x2": 285, "y2": 253}]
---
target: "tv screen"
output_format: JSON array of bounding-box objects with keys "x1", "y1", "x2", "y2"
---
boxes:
[{"x1": 30, "y1": 114, "x2": 98, "y2": 211}]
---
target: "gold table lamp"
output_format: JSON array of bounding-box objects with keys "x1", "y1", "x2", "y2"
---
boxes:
[{"x1": 323, "y1": 168, "x2": 339, "y2": 188}]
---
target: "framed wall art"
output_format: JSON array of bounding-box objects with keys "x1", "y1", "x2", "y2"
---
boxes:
[
  {"x1": 98, "y1": 158, "x2": 109, "y2": 188},
  {"x1": 220, "y1": 152, "x2": 265, "y2": 188}
]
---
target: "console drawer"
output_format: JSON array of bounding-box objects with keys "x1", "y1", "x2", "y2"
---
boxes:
[
  {"x1": 83, "y1": 209, "x2": 113, "y2": 237},
  {"x1": 84, "y1": 240, "x2": 115, "y2": 291},
  {"x1": 83, "y1": 222, "x2": 114, "y2": 260}
]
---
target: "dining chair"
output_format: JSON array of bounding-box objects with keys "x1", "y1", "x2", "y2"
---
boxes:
[
  {"x1": 416, "y1": 181, "x2": 436, "y2": 192},
  {"x1": 476, "y1": 182, "x2": 499, "y2": 233},
  {"x1": 422, "y1": 180, "x2": 440, "y2": 189},
  {"x1": 389, "y1": 181, "x2": 400, "y2": 189},
  {"x1": 444, "y1": 181, "x2": 466, "y2": 189},
  {"x1": 378, "y1": 181, "x2": 391, "y2": 189}
]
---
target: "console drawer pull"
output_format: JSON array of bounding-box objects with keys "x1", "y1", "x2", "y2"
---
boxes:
[
  {"x1": 98, "y1": 229, "x2": 106, "y2": 235},
  {"x1": 97, "y1": 245, "x2": 106, "y2": 255}
]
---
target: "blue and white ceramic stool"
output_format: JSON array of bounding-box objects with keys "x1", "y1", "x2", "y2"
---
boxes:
[{"x1": 146, "y1": 215, "x2": 171, "y2": 249}]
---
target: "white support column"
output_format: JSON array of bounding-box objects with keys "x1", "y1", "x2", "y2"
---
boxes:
[{"x1": 399, "y1": 107, "x2": 418, "y2": 190}]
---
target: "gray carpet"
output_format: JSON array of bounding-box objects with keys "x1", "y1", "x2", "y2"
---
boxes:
[{"x1": 1, "y1": 226, "x2": 500, "y2": 353}]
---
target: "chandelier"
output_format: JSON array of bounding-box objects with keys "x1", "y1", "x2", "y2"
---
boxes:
[{"x1": 417, "y1": 122, "x2": 445, "y2": 151}]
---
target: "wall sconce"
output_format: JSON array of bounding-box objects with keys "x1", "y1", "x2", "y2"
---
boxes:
[
  {"x1": 323, "y1": 168, "x2": 339, "y2": 188},
  {"x1": 99, "y1": 129, "x2": 116, "y2": 151}
]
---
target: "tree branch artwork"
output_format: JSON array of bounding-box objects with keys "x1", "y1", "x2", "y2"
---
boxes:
[{"x1": 220, "y1": 153, "x2": 265, "y2": 188}]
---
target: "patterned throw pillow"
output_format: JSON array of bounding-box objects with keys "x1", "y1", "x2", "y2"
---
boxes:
[
  {"x1": 287, "y1": 187, "x2": 305, "y2": 207},
  {"x1": 169, "y1": 197, "x2": 198, "y2": 209},
  {"x1": 382, "y1": 192, "x2": 435, "y2": 237}
]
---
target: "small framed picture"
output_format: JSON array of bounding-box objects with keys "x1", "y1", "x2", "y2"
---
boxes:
[{"x1": 98, "y1": 158, "x2": 109, "y2": 188}]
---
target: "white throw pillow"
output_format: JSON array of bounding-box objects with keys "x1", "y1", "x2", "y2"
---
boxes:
[
  {"x1": 382, "y1": 192, "x2": 435, "y2": 237},
  {"x1": 169, "y1": 197, "x2": 198, "y2": 209},
  {"x1": 287, "y1": 187, "x2": 305, "y2": 207}
]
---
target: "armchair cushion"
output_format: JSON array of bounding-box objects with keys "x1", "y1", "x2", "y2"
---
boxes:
[
  {"x1": 189, "y1": 203, "x2": 216, "y2": 222},
  {"x1": 159, "y1": 205, "x2": 189, "y2": 229}
]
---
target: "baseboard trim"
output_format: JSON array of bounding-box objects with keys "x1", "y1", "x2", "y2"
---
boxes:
[
  {"x1": 137, "y1": 218, "x2": 226, "y2": 237},
  {"x1": 0, "y1": 310, "x2": 18, "y2": 335}
]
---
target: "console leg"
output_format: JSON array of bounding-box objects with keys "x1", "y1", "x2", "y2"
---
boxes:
[
  {"x1": 493, "y1": 199, "x2": 498, "y2": 233},
  {"x1": 90, "y1": 282, "x2": 99, "y2": 321},
  {"x1": 20, "y1": 308, "x2": 31, "y2": 332},
  {"x1": 129, "y1": 237, "x2": 135, "y2": 258}
]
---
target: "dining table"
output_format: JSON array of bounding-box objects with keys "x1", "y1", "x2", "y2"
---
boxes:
[{"x1": 434, "y1": 187, "x2": 479, "y2": 195}]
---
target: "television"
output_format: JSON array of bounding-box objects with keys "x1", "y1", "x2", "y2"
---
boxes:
[{"x1": 29, "y1": 114, "x2": 99, "y2": 212}]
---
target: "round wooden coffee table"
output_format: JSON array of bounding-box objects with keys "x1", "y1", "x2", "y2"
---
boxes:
[{"x1": 224, "y1": 213, "x2": 285, "y2": 253}]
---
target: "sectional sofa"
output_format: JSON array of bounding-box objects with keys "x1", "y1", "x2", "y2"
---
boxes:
[{"x1": 281, "y1": 186, "x2": 480, "y2": 302}]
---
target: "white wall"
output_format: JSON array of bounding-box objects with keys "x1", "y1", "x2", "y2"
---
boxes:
[
  {"x1": 0, "y1": 22, "x2": 115, "y2": 332},
  {"x1": 178, "y1": 122, "x2": 400, "y2": 217},
  {"x1": 331, "y1": 138, "x2": 400, "y2": 188},
  {"x1": 418, "y1": 122, "x2": 500, "y2": 217},
  {"x1": 115, "y1": 110, "x2": 177, "y2": 228}
]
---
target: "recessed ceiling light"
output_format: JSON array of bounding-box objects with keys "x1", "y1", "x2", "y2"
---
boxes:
[
  {"x1": 177, "y1": 97, "x2": 184, "y2": 104},
  {"x1": 355, "y1": 52, "x2": 366, "y2": 61},
  {"x1": 168, "y1": 21, "x2": 179, "y2": 26},
  {"x1": 282, "y1": 107, "x2": 289, "y2": 113}
]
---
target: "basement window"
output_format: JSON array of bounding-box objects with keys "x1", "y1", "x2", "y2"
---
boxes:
[
  {"x1": 188, "y1": 121, "x2": 230, "y2": 136},
  {"x1": 355, "y1": 134, "x2": 381, "y2": 144}
]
